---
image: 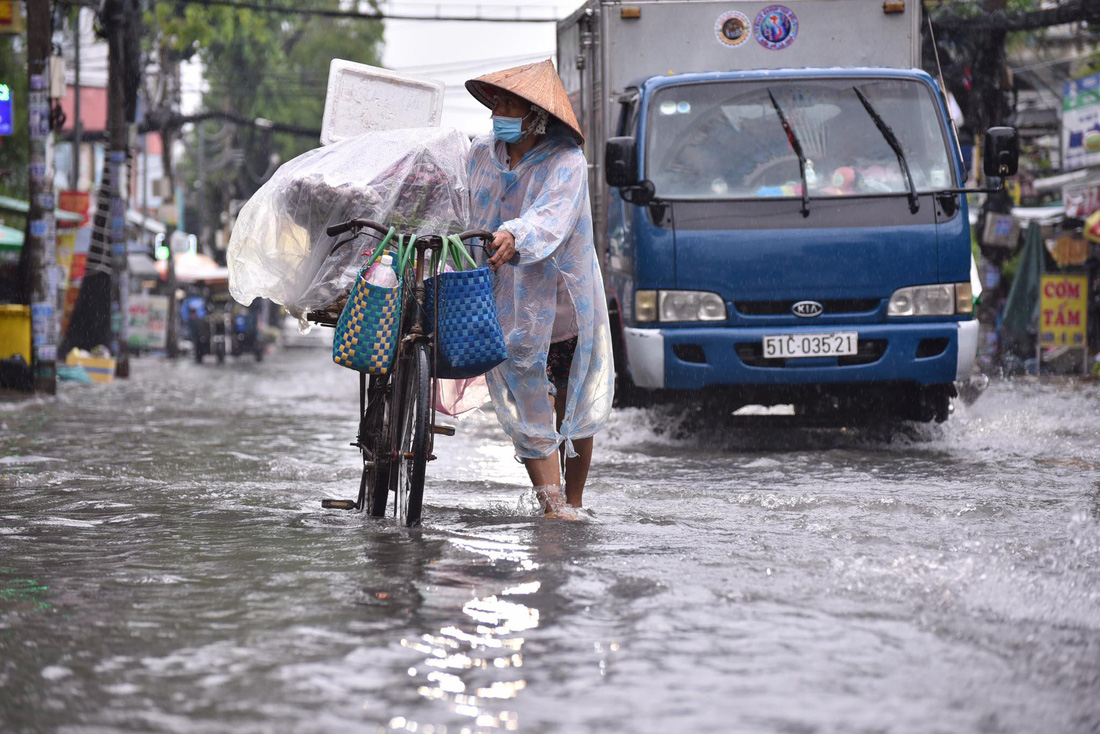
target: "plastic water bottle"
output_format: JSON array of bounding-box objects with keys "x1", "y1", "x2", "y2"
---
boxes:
[{"x1": 365, "y1": 254, "x2": 397, "y2": 288}]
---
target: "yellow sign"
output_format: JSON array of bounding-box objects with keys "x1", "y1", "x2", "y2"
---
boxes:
[
  {"x1": 1053, "y1": 235, "x2": 1089, "y2": 267},
  {"x1": 0, "y1": 1, "x2": 23, "y2": 35},
  {"x1": 1039, "y1": 274, "x2": 1088, "y2": 347}
]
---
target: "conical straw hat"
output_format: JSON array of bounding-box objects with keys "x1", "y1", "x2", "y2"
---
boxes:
[{"x1": 466, "y1": 59, "x2": 584, "y2": 145}]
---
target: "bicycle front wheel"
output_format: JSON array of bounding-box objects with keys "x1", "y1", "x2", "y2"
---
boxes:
[
  {"x1": 392, "y1": 341, "x2": 431, "y2": 526},
  {"x1": 359, "y1": 374, "x2": 392, "y2": 517}
]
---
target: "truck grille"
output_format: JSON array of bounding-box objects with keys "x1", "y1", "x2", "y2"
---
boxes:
[
  {"x1": 735, "y1": 339, "x2": 887, "y2": 367},
  {"x1": 734, "y1": 299, "x2": 880, "y2": 316}
]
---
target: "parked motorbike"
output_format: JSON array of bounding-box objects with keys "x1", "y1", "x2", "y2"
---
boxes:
[
  {"x1": 191, "y1": 293, "x2": 265, "y2": 363},
  {"x1": 230, "y1": 303, "x2": 265, "y2": 362}
]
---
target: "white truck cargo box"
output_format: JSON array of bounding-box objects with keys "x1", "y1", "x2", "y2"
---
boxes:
[{"x1": 559, "y1": 0, "x2": 921, "y2": 152}]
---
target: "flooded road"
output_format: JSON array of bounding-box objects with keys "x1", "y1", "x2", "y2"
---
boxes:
[{"x1": 2, "y1": 349, "x2": 1099, "y2": 733}]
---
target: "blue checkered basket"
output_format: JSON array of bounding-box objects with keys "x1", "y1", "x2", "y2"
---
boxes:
[
  {"x1": 425, "y1": 235, "x2": 508, "y2": 379},
  {"x1": 332, "y1": 229, "x2": 408, "y2": 374}
]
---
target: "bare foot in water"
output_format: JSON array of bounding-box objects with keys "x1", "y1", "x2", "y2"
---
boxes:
[{"x1": 535, "y1": 484, "x2": 583, "y2": 520}]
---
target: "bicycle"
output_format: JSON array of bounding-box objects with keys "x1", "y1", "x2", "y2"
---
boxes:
[{"x1": 307, "y1": 218, "x2": 493, "y2": 527}]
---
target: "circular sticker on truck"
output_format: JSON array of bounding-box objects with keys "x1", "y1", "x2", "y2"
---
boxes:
[
  {"x1": 715, "y1": 11, "x2": 751, "y2": 47},
  {"x1": 754, "y1": 5, "x2": 798, "y2": 50}
]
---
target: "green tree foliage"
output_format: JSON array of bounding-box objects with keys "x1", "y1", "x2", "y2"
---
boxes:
[
  {"x1": 145, "y1": 0, "x2": 384, "y2": 245},
  {"x1": 927, "y1": 0, "x2": 1100, "y2": 139}
]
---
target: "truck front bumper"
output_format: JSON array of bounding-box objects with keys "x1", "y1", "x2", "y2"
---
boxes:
[{"x1": 624, "y1": 320, "x2": 978, "y2": 390}]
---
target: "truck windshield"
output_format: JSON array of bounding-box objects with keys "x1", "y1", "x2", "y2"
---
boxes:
[{"x1": 645, "y1": 78, "x2": 955, "y2": 200}]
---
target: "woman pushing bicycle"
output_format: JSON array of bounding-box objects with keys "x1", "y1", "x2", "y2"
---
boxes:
[{"x1": 464, "y1": 59, "x2": 615, "y2": 512}]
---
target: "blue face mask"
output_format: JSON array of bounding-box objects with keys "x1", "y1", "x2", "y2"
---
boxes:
[{"x1": 492, "y1": 114, "x2": 526, "y2": 143}]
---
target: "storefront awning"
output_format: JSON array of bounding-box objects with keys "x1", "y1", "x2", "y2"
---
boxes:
[
  {"x1": 0, "y1": 224, "x2": 23, "y2": 251},
  {"x1": 126, "y1": 210, "x2": 167, "y2": 235},
  {"x1": 1012, "y1": 205, "x2": 1065, "y2": 228},
  {"x1": 0, "y1": 194, "x2": 84, "y2": 226},
  {"x1": 128, "y1": 253, "x2": 160, "y2": 279}
]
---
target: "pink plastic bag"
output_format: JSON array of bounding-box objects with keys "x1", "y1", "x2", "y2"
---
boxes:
[{"x1": 434, "y1": 375, "x2": 491, "y2": 416}]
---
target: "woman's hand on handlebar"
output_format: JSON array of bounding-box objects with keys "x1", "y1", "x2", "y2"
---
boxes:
[{"x1": 487, "y1": 230, "x2": 516, "y2": 271}]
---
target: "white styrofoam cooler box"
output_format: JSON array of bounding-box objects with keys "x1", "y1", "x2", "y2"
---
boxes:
[{"x1": 320, "y1": 59, "x2": 446, "y2": 146}]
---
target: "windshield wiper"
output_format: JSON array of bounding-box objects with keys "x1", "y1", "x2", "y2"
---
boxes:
[
  {"x1": 853, "y1": 87, "x2": 920, "y2": 214},
  {"x1": 766, "y1": 89, "x2": 810, "y2": 218}
]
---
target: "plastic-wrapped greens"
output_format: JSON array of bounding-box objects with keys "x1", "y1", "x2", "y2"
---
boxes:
[{"x1": 227, "y1": 127, "x2": 470, "y2": 319}]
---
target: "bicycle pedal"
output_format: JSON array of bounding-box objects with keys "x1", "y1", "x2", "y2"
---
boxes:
[
  {"x1": 321, "y1": 499, "x2": 359, "y2": 510},
  {"x1": 431, "y1": 424, "x2": 456, "y2": 436}
]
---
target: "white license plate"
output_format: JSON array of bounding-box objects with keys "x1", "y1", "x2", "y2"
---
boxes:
[{"x1": 762, "y1": 332, "x2": 858, "y2": 359}]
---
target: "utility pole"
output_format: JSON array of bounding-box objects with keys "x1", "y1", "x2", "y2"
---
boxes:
[
  {"x1": 198, "y1": 122, "x2": 205, "y2": 251},
  {"x1": 72, "y1": 6, "x2": 81, "y2": 189},
  {"x1": 154, "y1": 41, "x2": 182, "y2": 359},
  {"x1": 65, "y1": 0, "x2": 140, "y2": 375},
  {"x1": 21, "y1": 0, "x2": 57, "y2": 394},
  {"x1": 105, "y1": 0, "x2": 130, "y2": 377},
  {"x1": 976, "y1": 0, "x2": 1010, "y2": 135}
]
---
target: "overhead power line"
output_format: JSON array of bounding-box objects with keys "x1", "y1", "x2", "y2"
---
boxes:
[
  {"x1": 391, "y1": 51, "x2": 552, "y2": 74},
  {"x1": 180, "y1": 0, "x2": 561, "y2": 22},
  {"x1": 138, "y1": 109, "x2": 321, "y2": 139}
]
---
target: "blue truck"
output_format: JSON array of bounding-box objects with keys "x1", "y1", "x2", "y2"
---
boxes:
[{"x1": 557, "y1": 0, "x2": 1017, "y2": 421}]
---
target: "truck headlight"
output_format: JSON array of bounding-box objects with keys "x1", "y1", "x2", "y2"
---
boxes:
[
  {"x1": 659, "y1": 290, "x2": 726, "y2": 322},
  {"x1": 635, "y1": 290, "x2": 726, "y2": 322},
  {"x1": 888, "y1": 283, "x2": 972, "y2": 316}
]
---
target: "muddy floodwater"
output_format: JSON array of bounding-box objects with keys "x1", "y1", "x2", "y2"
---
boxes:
[{"x1": 2, "y1": 350, "x2": 1098, "y2": 733}]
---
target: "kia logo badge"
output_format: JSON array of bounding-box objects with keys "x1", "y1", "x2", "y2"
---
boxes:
[{"x1": 792, "y1": 300, "x2": 823, "y2": 318}]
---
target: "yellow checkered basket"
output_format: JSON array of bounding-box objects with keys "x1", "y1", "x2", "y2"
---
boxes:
[{"x1": 332, "y1": 230, "x2": 408, "y2": 374}]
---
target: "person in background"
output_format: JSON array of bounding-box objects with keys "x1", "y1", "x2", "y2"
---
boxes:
[
  {"x1": 180, "y1": 283, "x2": 209, "y2": 351},
  {"x1": 464, "y1": 60, "x2": 614, "y2": 514}
]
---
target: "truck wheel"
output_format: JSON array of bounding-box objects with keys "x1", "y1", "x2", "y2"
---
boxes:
[
  {"x1": 906, "y1": 383, "x2": 955, "y2": 423},
  {"x1": 609, "y1": 306, "x2": 650, "y2": 409},
  {"x1": 928, "y1": 385, "x2": 953, "y2": 423},
  {"x1": 614, "y1": 371, "x2": 648, "y2": 409}
]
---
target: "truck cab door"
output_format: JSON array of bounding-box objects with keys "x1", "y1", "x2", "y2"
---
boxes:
[{"x1": 608, "y1": 93, "x2": 640, "y2": 276}]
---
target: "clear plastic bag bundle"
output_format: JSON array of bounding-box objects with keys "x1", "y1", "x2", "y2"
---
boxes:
[{"x1": 227, "y1": 127, "x2": 470, "y2": 319}]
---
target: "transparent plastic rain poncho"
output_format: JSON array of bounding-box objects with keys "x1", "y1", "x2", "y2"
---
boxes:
[
  {"x1": 227, "y1": 127, "x2": 470, "y2": 319},
  {"x1": 467, "y1": 131, "x2": 615, "y2": 460}
]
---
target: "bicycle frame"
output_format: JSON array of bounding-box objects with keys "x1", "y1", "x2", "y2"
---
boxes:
[{"x1": 318, "y1": 218, "x2": 492, "y2": 524}]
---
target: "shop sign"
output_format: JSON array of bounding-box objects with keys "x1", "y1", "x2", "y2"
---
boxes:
[
  {"x1": 1063, "y1": 72, "x2": 1100, "y2": 171},
  {"x1": 1064, "y1": 181, "x2": 1100, "y2": 219},
  {"x1": 0, "y1": 83, "x2": 11, "y2": 135},
  {"x1": 58, "y1": 190, "x2": 90, "y2": 227},
  {"x1": 0, "y1": 1, "x2": 23, "y2": 35},
  {"x1": 128, "y1": 294, "x2": 168, "y2": 350},
  {"x1": 1052, "y1": 235, "x2": 1089, "y2": 267},
  {"x1": 981, "y1": 212, "x2": 1018, "y2": 248},
  {"x1": 1039, "y1": 274, "x2": 1088, "y2": 347}
]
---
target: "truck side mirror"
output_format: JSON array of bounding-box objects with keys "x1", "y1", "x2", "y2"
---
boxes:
[
  {"x1": 983, "y1": 127, "x2": 1019, "y2": 178},
  {"x1": 605, "y1": 137, "x2": 639, "y2": 187}
]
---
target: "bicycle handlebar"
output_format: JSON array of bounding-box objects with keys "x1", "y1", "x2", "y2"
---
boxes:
[
  {"x1": 456, "y1": 230, "x2": 494, "y2": 243},
  {"x1": 326, "y1": 220, "x2": 494, "y2": 243},
  {"x1": 325, "y1": 218, "x2": 390, "y2": 238}
]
